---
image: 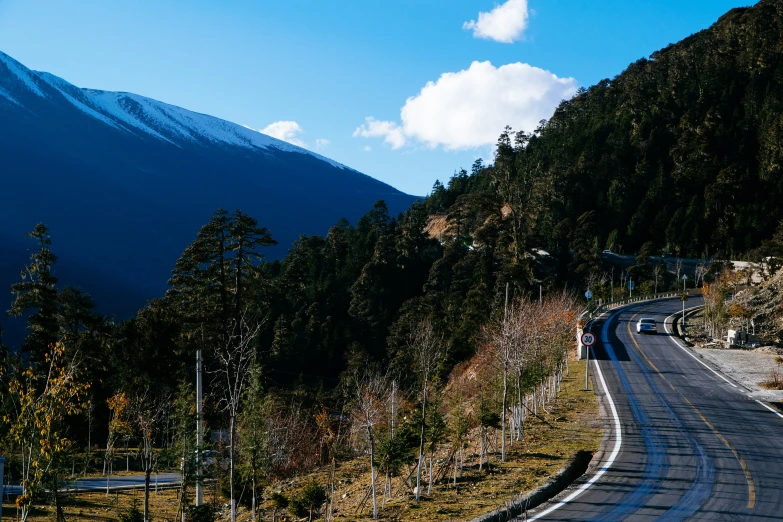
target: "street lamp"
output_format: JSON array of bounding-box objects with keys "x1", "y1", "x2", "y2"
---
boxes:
[{"x1": 682, "y1": 275, "x2": 688, "y2": 327}]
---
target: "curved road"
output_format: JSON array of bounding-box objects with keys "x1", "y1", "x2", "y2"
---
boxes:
[
  {"x1": 2, "y1": 473, "x2": 181, "y2": 495},
  {"x1": 528, "y1": 298, "x2": 783, "y2": 521}
]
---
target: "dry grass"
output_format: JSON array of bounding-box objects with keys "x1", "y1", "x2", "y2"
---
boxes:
[
  {"x1": 761, "y1": 362, "x2": 783, "y2": 389},
  {"x1": 6, "y1": 362, "x2": 600, "y2": 522},
  {"x1": 2, "y1": 487, "x2": 184, "y2": 522},
  {"x1": 257, "y1": 360, "x2": 600, "y2": 522}
]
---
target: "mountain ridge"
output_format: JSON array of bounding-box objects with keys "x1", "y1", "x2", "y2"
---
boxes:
[
  {"x1": 0, "y1": 49, "x2": 417, "y2": 346},
  {"x1": 0, "y1": 50, "x2": 366, "y2": 174}
]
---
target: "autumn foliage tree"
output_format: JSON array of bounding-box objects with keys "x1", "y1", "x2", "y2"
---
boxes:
[{"x1": 2, "y1": 341, "x2": 89, "y2": 522}]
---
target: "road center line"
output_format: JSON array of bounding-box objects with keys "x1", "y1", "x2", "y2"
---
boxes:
[
  {"x1": 627, "y1": 312, "x2": 755, "y2": 510},
  {"x1": 528, "y1": 310, "x2": 622, "y2": 521},
  {"x1": 681, "y1": 396, "x2": 756, "y2": 509}
]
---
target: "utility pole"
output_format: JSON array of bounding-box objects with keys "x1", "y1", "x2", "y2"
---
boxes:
[
  {"x1": 196, "y1": 349, "x2": 203, "y2": 506},
  {"x1": 0, "y1": 454, "x2": 4, "y2": 522},
  {"x1": 682, "y1": 275, "x2": 688, "y2": 328}
]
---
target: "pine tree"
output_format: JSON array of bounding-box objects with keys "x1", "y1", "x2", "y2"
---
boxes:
[
  {"x1": 167, "y1": 209, "x2": 276, "y2": 344},
  {"x1": 9, "y1": 224, "x2": 59, "y2": 363}
]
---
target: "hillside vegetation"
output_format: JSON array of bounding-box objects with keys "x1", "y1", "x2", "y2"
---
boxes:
[
  {"x1": 5, "y1": 0, "x2": 783, "y2": 520},
  {"x1": 438, "y1": 0, "x2": 783, "y2": 262}
]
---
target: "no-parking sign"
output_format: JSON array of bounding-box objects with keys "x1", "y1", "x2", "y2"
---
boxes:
[{"x1": 581, "y1": 331, "x2": 596, "y2": 346}]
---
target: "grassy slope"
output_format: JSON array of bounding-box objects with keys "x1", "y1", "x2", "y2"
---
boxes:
[{"x1": 5, "y1": 361, "x2": 600, "y2": 522}]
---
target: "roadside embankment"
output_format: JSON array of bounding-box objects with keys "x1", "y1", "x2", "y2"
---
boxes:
[{"x1": 674, "y1": 309, "x2": 783, "y2": 402}]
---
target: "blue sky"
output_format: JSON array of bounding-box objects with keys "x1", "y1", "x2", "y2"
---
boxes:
[{"x1": 0, "y1": 0, "x2": 752, "y2": 196}]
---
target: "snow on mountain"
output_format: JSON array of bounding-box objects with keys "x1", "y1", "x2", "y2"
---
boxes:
[
  {"x1": 0, "y1": 48, "x2": 418, "y2": 349},
  {"x1": 0, "y1": 50, "x2": 347, "y2": 169}
]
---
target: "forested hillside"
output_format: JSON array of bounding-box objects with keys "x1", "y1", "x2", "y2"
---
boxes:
[
  {"x1": 500, "y1": 0, "x2": 783, "y2": 260},
  {"x1": 6, "y1": 0, "x2": 783, "y2": 519}
]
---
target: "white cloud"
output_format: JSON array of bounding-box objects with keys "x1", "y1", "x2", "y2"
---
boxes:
[
  {"x1": 463, "y1": 0, "x2": 529, "y2": 43},
  {"x1": 315, "y1": 138, "x2": 331, "y2": 150},
  {"x1": 260, "y1": 120, "x2": 306, "y2": 147},
  {"x1": 353, "y1": 117, "x2": 407, "y2": 149},
  {"x1": 364, "y1": 145, "x2": 372, "y2": 152},
  {"x1": 354, "y1": 61, "x2": 577, "y2": 151}
]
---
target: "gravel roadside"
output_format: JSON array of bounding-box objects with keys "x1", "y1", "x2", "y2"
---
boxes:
[{"x1": 694, "y1": 347, "x2": 783, "y2": 401}]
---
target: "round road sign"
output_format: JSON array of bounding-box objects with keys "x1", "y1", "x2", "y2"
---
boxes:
[
  {"x1": 585, "y1": 290, "x2": 593, "y2": 300},
  {"x1": 581, "y1": 331, "x2": 596, "y2": 346}
]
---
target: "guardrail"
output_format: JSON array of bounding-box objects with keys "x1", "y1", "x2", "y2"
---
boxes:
[{"x1": 576, "y1": 292, "x2": 681, "y2": 359}]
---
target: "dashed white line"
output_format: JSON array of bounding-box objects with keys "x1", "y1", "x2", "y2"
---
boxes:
[
  {"x1": 528, "y1": 310, "x2": 623, "y2": 520},
  {"x1": 664, "y1": 309, "x2": 738, "y2": 388}
]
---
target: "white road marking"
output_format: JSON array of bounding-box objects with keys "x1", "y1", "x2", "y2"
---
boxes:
[
  {"x1": 664, "y1": 309, "x2": 738, "y2": 388},
  {"x1": 755, "y1": 400, "x2": 783, "y2": 420},
  {"x1": 528, "y1": 310, "x2": 623, "y2": 520}
]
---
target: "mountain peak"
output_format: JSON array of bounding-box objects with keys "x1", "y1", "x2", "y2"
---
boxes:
[
  {"x1": 0, "y1": 49, "x2": 416, "y2": 347},
  {"x1": 0, "y1": 49, "x2": 348, "y2": 169}
]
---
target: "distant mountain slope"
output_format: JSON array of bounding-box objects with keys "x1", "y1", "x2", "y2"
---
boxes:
[
  {"x1": 522, "y1": 0, "x2": 783, "y2": 259},
  {"x1": 0, "y1": 50, "x2": 417, "y2": 344}
]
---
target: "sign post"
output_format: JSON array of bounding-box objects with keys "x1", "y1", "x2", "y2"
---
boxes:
[
  {"x1": 581, "y1": 331, "x2": 596, "y2": 390},
  {"x1": 628, "y1": 278, "x2": 634, "y2": 298},
  {"x1": 585, "y1": 289, "x2": 593, "y2": 316}
]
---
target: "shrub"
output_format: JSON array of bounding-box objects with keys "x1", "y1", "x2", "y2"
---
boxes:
[
  {"x1": 118, "y1": 498, "x2": 144, "y2": 522},
  {"x1": 185, "y1": 505, "x2": 216, "y2": 522},
  {"x1": 289, "y1": 482, "x2": 326, "y2": 520}
]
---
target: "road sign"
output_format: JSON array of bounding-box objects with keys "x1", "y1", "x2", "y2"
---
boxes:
[
  {"x1": 681, "y1": 294, "x2": 688, "y2": 301},
  {"x1": 581, "y1": 331, "x2": 596, "y2": 346},
  {"x1": 628, "y1": 280, "x2": 635, "y2": 290},
  {"x1": 585, "y1": 290, "x2": 593, "y2": 300}
]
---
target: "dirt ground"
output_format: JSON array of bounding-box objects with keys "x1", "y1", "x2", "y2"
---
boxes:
[
  {"x1": 684, "y1": 311, "x2": 783, "y2": 400},
  {"x1": 695, "y1": 347, "x2": 783, "y2": 400},
  {"x1": 3, "y1": 361, "x2": 600, "y2": 522}
]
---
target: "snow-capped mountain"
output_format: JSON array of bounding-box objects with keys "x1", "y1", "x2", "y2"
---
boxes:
[
  {"x1": 0, "y1": 50, "x2": 349, "y2": 166},
  {"x1": 0, "y1": 50, "x2": 417, "y2": 345}
]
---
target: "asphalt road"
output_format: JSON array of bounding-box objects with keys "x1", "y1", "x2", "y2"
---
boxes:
[
  {"x1": 527, "y1": 298, "x2": 783, "y2": 521},
  {"x1": 2, "y1": 472, "x2": 181, "y2": 495}
]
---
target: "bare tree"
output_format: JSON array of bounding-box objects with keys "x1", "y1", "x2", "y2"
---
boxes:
[
  {"x1": 350, "y1": 371, "x2": 389, "y2": 519},
  {"x1": 653, "y1": 262, "x2": 663, "y2": 293},
  {"x1": 132, "y1": 389, "x2": 168, "y2": 522},
  {"x1": 674, "y1": 257, "x2": 684, "y2": 284},
  {"x1": 409, "y1": 318, "x2": 443, "y2": 502},
  {"x1": 213, "y1": 311, "x2": 262, "y2": 522},
  {"x1": 695, "y1": 263, "x2": 709, "y2": 287},
  {"x1": 486, "y1": 295, "x2": 515, "y2": 462},
  {"x1": 105, "y1": 392, "x2": 132, "y2": 496}
]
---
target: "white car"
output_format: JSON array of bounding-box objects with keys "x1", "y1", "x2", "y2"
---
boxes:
[{"x1": 636, "y1": 318, "x2": 657, "y2": 334}]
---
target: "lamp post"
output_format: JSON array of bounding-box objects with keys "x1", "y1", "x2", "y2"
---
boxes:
[
  {"x1": 196, "y1": 350, "x2": 203, "y2": 506},
  {"x1": 682, "y1": 275, "x2": 688, "y2": 327}
]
